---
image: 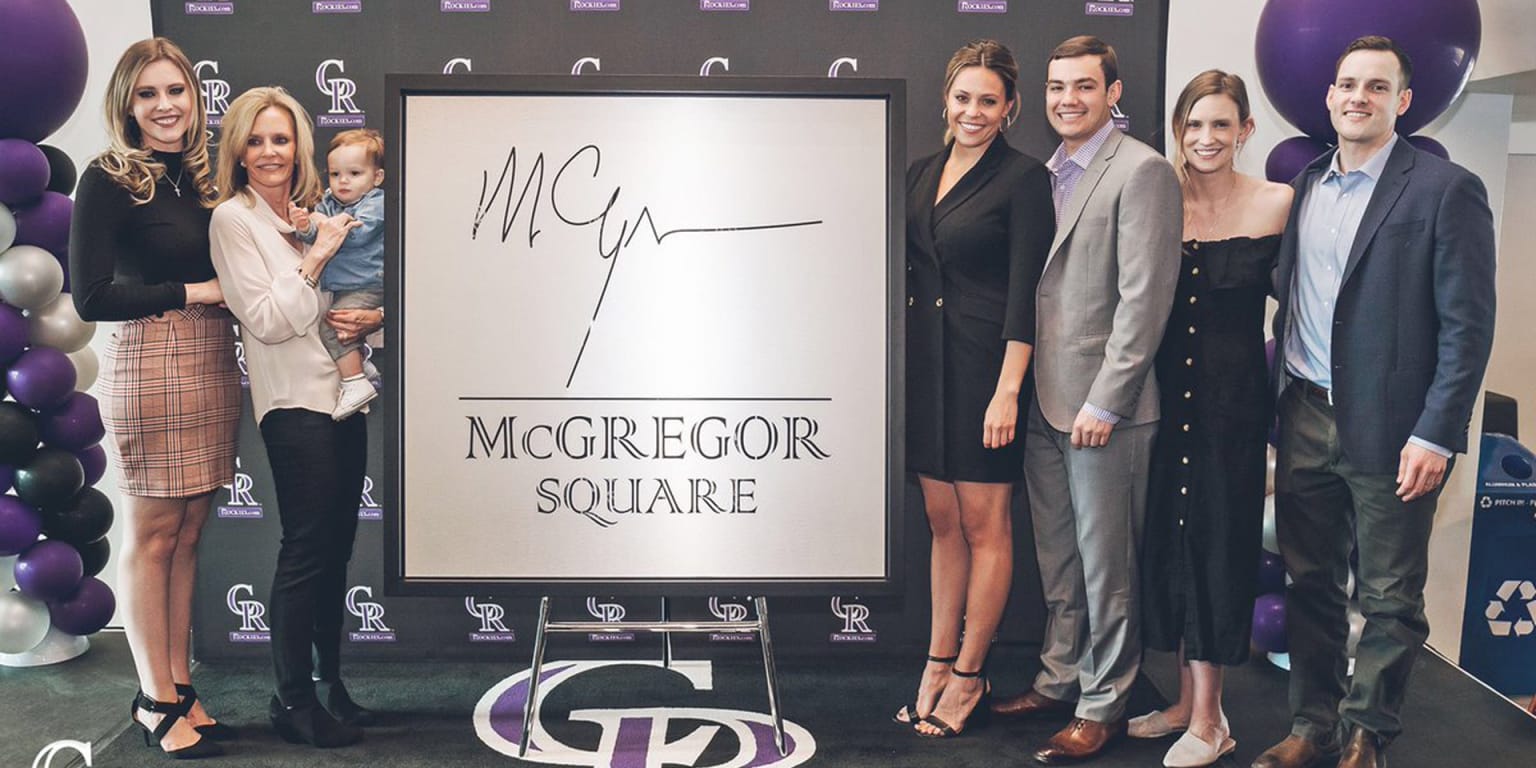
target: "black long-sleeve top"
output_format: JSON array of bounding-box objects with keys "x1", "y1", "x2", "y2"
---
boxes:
[{"x1": 69, "y1": 151, "x2": 209, "y2": 321}]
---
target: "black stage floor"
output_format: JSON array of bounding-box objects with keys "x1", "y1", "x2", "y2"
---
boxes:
[{"x1": 3, "y1": 632, "x2": 1532, "y2": 767}]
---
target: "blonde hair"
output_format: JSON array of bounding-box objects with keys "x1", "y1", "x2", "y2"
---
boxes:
[
  {"x1": 97, "y1": 37, "x2": 215, "y2": 205},
  {"x1": 1170, "y1": 69, "x2": 1252, "y2": 183},
  {"x1": 212, "y1": 87, "x2": 321, "y2": 209},
  {"x1": 941, "y1": 40, "x2": 1021, "y2": 146},
  {"x1": 329, "y1": 128, "x2": 385, "y2": 169}
]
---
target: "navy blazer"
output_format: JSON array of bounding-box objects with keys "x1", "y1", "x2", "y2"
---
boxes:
[{"x1": 1271, "y1": 139, "x2": 1496, "y2": 474}]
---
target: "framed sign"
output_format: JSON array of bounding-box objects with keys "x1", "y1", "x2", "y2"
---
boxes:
[{"x1": 385, "y1": 75, "x2": 905, "y2": 595}]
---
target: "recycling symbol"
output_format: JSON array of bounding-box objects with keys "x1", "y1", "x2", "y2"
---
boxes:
[{"x1": 1486, "y1": 580, "x2": 1536, "y2": 637}]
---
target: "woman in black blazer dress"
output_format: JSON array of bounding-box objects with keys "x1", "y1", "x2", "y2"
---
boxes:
[{"x1": 899, "y1": 40, "x2": 1054, "y2": 738}]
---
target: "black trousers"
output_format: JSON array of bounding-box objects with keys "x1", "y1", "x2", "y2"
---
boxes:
[
  {"x1": 260, "y1": 408, "x2": 367, "y2": 707},
  {"x1": 1274, "y1": 382, "x2": 1445, "y2": 746}
]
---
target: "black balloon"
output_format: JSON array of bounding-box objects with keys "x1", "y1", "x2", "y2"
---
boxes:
[
  {"x1": 0, "y1": 401, "x2": 40, "y2": 465},
  {"x1": 42, "y1": 486, "x2": 113, "y2": 545},
  {"x1": 14, "y1": 448, "x2": 84, "y2": 509},
  {"x1": 75, "y1": 535, "x2": 110, "y2": 578},
  {"x1": 37, "y1": 144, "x2": 78, "y2": 196}
]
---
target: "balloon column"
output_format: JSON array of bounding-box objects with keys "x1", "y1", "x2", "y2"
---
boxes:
[
  {"x1": 1254, "y1": 0, "x2": 1481, "y2": 182},
  {"x1": 0, "y1": 0, "x2": 115, "y2": 667}
]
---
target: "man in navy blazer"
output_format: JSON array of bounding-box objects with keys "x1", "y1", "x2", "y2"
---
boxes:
[{"x1": 1256, "y1": 36, "x2": 1496, "y2": 768}]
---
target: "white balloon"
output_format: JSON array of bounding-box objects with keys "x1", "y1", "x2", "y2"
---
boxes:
[
  {"x1": 67, "y1": 345, "x2": 99, "y2": 392},
  {"x1": 0, "y1": 203, "x2": 15, "y2": 253},
  {"x1": 1262, "y1": 495, "x2": 1279, "y2": 554},
  {"x1": 0, "y1": 590, "x2": 51, "y2": 654},
  {"x1": 0, "y1": 555, "x2": 15, "y2": 592},
  {"x1": 26, "y1": 292, "x2": 95, "y2": 353},
  {"x1": 0, "y1": 244, "x2": 64, "y2": 311}
]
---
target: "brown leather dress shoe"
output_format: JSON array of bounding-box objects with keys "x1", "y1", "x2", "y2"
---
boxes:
[
  {"x1": 990, "y1": 689, "x2": 1075, "y2": 718},
  {"x1": 1336, "y1": 726, "x2": 1385, "y2": 768},
  {"x1": 1032, "y1": 717, "x2": 1124, "y2": 764},
  {"x1": 1250, "y1": 734, "x2": 1341, "y2": 768}
]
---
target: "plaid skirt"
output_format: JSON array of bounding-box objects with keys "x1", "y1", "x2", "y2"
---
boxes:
[{"x1": 98, "y1": 305, "x2": 242, "y2": 498}]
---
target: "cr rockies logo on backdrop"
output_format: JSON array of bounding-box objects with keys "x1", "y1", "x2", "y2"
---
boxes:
[
  {"x1": 467, "y1": 597, "x2": 517, "y2": 642},
  {"x1": 829, "y1": 596, "x2": 875, "y2": 643},
  {"x1": 708, "y1": 597, "x2": 753, "y2": 643},
  {"x1": 193, "y1": 61, "x2": 231, "y2": 127},
  {"x1": 226, "y1": 584, "x2": 270, "y2": 643},
  {"x1": 315, "y1": 59, "x2": 365, "y2": 128},
  {"x1": 347, "y1": 586, "x2": 396, "y2": 642},
  {"x1": 217, "y1": 457, "x2": 262, "y2": 519},
  {"x1": 586, "y1": 597, "x2": 635, "y2": 642},
  {"x1": 475, "y1": 660, "x2": 816, "y2": 767},
  {"x1": 358, "y1": 475, "x2": 383, "y2": 520}
]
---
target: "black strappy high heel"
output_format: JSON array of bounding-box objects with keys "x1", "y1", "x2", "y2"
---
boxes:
[
  {"x1": 892, "y1": 654, "x2": 959, "y2": 725},
  {"x1": 914, "y1": 667, "x2": 992, "y2": 738},
  {"x1": 131, "y1": 691, "x2": 225, "y2": 759},
  {"x1": 176, "y1": 683, "x2": 239, "y2": 741}
]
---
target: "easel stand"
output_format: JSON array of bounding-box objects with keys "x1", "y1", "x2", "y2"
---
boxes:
[{"x1": 518, "y1": 595, "x2": 787, "y2": 757}]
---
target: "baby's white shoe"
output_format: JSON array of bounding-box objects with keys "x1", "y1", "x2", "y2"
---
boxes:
[{"x1": 333, "y1": 375, "x2": 378, "y2": 421}]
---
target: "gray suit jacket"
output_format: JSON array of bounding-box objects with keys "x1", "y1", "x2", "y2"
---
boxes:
[{"x1": 1034, "y1": 128, "x2": 1182, "y2": 431}]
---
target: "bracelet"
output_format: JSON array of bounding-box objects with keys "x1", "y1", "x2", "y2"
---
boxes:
[{"x1": 296, "y1": 265, "x2": 317, "y2": 289}]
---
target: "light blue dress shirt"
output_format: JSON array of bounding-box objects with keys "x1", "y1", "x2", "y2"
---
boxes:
[{"x1": 1284, "y1": 134, "x2": 1448, "y2": 457}]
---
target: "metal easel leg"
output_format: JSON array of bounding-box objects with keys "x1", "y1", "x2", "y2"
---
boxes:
[
  {"x1": 754, "y1": 596, "x2": 787, "y2": 756},
  {"x1": 661, "y1": 596, "x2": 673, "y2": 669},
  {"x1": 518, "y1": 596, "x2": 552, "y2": 758}
]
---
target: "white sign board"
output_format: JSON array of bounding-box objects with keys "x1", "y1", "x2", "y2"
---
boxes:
[{"x1": 390, "y1": 77, "x2": 902, "y2": 593}]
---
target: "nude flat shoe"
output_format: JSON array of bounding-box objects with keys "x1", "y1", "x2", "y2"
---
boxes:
[
  {"x1": 1128, "y1": 709, "x2": 1186, "y2": 739},
  {"x1": 1162, "y1": 716, "x2": 1234, "y2": 768}
]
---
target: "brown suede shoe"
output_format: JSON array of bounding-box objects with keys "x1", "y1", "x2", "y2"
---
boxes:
[
  {"x1": 1251, "y1": 734, "x2": 1341, "y2": 768},
  {"x1": 1031, "y1": 717, "x2": 1124, "y2": 764},
  {"x1": 1336, "y1": 726, "x2": 1385, "y2": 768},
  {"x1": 990, "y1": 689, "x2": 1075, "y2": 718}
]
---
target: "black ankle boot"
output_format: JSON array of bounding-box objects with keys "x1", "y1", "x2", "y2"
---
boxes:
[
  {"x1": 268, "y1": 695, "x2": 363, "y2": 748},
  {"x1": 317, "y1": 679, "x2": 377, "y2": 727}
]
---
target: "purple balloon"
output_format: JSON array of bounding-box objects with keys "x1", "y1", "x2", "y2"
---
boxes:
[
  {"x1": 6, "y1": 345, "x2": 75, "y2": 408},
  {"x1": 0, "y1": 495, "x2": 42, "y2": 555},
  {"x1": 0, "y1": 463, "x2": 14, "y2": 493},
  {"x1": 1266, "y1": 136, "x2": 1332, "y2": 184},
  {"x1": 12, "y1": 190, "x2": 71, "y2": 260},
  {"x1": 0, "y1": 302, "x2": 28, "y2": 363},
  {"x1": 1252, "y1": 592, "x2": 1289, "y2": 653},
  {"x1": 1255, "y1": 0, "x2": 1481, "y2": 141},
  {"x1": 13, "y1": 538, "x2": 83, "y2": 601},
  {"x1": 1406, "y1": 135, "x2": 1450, "y2": 160},
  {"x1": 74, "y1": 443, "x2": 106, "y2": 487},
  {"x1": 1258, "y1": 550, "x2": 1288, "y2": 595},
  {"x1": 49, "y1": 575, "x2": 115, "y2": 635},
  {"x1": 0, "y1": 0, "x2": 90, "y2": 144},
  {"x1": 1265, "y1": 337, "x2": 1278, "y2": 376},
  {"x1": 39, "y1": 391, "x2": 103, "y2": 452},
  {"x1": 0, "y1": 139, "x2": 49, "y2": 205}
]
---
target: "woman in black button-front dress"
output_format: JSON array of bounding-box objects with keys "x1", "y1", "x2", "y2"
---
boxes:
[
  {"x1": 898, "y1": 40, "x2": 1054, "y2": 738},
  {"x1": 1128, "y1": 71, "x2": 1293, "y2": 767}
]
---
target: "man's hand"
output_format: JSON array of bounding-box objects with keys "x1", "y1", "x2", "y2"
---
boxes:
[
  {"x1": 1071, "y1": 408, "x2": 1114, "y2": 449},
  {"x1": 1396, "y1": 442, "x2": 1449, "y2": 502}
]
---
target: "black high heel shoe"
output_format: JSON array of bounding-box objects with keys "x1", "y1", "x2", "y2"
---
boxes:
[
  {"x1": 175, "y1": 683, "x2": 239, "y2": 741},
  {"x1": 131, "y1": 691, "x2": 225, "y2": 759},
  {"x1": 318, "y1": 679, "x2": 376, "y2": 727},
  {"x1": 914, "y1": 668, "x2": 992, "y2": 738},
  {"x1": 892, "y1": 654, "x2": 958, "y2": 725},
  {"x1": 269, "y1": 695, "x2": 363, "y2": 748}
]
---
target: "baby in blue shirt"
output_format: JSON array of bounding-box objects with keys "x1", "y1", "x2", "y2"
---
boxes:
[{"x1": 292, "y1": 129, "x2": 385, "y2": 420}]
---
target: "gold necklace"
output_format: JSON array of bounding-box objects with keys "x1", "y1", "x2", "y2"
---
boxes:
[
  {"x1": 163, "y1": 163, "x2": 186, "y2": 197},
  {"x1": 1184, "y1": 176, "x2": 1237, "y2": 243}
]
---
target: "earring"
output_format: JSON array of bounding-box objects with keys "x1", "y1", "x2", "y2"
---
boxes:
[{"x1": 941, "y1": 106, "x2": 948, "y2": 122}]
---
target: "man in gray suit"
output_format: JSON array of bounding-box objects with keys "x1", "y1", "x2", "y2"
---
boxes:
[{"x1": 988, "y1": 35, "x2": 1182, "y2": 764}]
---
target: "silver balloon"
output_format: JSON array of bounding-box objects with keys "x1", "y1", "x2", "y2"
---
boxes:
[
  {"x1": 0, "y1": 244, "x2": 64, "y2": 311},
  {"x1": 0, "y1": 203, "x2": 15, "y2": 253},
  {"x1": 0, "y1": 590, "x2": 51, "y2": 654},
  {"x1": 1265, "y1": 445, "x2": 1278, "y2": 496},
  {"x1": 67, "y1": 345, "x2": 99, "y2": 392},
  {"x1": 1262, "y1": 495, "x2": 1279, "y2": 554},
  {"x1": 0, "y1": 555, "x2": 15, "y2": 592},
  {"x1": 27, "y1": 292, "x2": 95, "y2": 353}
]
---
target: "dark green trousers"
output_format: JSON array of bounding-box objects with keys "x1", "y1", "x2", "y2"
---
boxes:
[{"x1": 1274, "y1": 381, "x2": 1445, "y2": 746}]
